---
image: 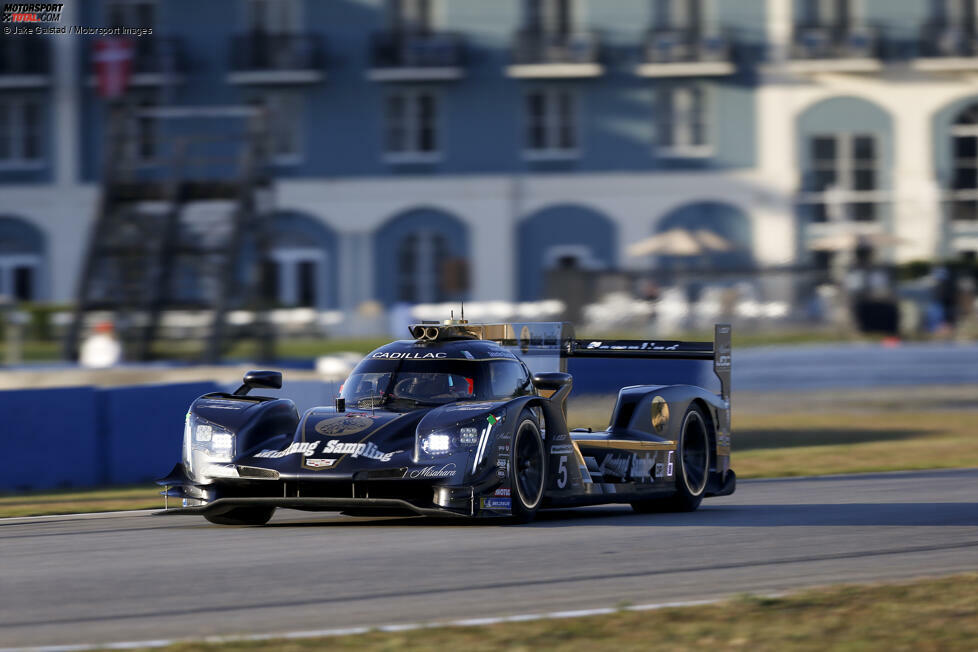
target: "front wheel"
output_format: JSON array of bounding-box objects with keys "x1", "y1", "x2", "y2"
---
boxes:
[
  {"x1": 203, "y1": 506, "x2": 276, "y2": 526},
  {"x1": 510, "y1": 412, "x2": 546, "y2": 523},
  {"x1": 632, "y1": 403, "x2": 711, "y2": 514}
]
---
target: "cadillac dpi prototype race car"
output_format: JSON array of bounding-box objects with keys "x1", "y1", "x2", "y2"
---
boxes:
[{"x1": 158, "y1": 321, "x2": 735, "y2": 525}]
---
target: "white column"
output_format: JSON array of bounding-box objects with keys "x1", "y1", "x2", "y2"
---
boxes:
[
  {"x1": 765, "y1": 0, "x2": 793, "y2": 65},
  {"x1": 53, "y1": 0, "x2": 79, "y2": 187},
  {"x1": 891, "y1": 94, "x2": 941, "y2": 262},
  {"x1": 468, "y1": 186, "x2": 515, "y2": 301}
]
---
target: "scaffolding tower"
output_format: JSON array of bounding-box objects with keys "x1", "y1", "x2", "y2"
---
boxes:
[{"x1": 65, "y1": 104, "x2": 276, "y2": 363}]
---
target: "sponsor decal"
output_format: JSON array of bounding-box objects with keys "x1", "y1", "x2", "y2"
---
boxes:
[
  {"x1": 255, "y1": 441, "x2": 318, "y2": 459},
  {"x1": 550, "y1": 444, "x2": 573, "y2": 455},
  {"x1": 198, "y1": 400, "x2": 246, "y2": 411},
  {"x1": 371, "y1": 351, "x2": 447, "y2": 360},
  {"x1": 630, "y1": 453, "x2": 656, "y2": 483},
  {"x1": 304, "y1": 458, "x2": 337, "y2": 469},
  {"x1": 493, "y1": 488, "x2": 511, "y2": 497},
  {"x1": 496, "y1": 468, "x2": 507, "y2": 478},
  {"x1": 551, "y1": 432, "x2": 569, "y2": 442},
  {"x1": 496, "y1": 457, "x2": 508, "y2": 469},
  {"x1": 487, "y1": 414, "x2": 498, "y2": 426},
  {"x1": 655, "y1": 463, "x2": 665, "y2": 478},
  {"x1": 461, "y1": 350, "x2": 474, "y2": 360},
  {"x1": 406, "y1": 463, "x2": 457, "y2": 479},
  {"x1": 321, "y1": 439, "x2": 399, "y2": 462},
  {"x1": 480, "y1": 497, "x2": 511, "y2": 510},
  {"x1": 314, "y1": 414, "x2": 375, "y2": 437},
  {"x1": 599, "y1": 453, "x2": 630, "y2": 479}
]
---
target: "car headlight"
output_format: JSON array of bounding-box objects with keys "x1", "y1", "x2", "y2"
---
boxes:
[
  {"x1": 185, "y1": 413, "x2": 237, "y2": 479},
  {"x1": 417, "y1": 415, "x2": 504, "y2": 462}
]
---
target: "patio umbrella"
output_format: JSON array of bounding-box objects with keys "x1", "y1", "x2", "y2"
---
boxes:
[{"x1": 626, "y1": 227, "x2": 735, "y2": 257}]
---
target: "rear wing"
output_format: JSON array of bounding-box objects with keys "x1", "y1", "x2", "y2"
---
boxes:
[
  {"x1": 563, "y1": 324, "x2": 731, "y2": 401},
  {"x1": 405, "y1": 320, "x2": 731, "y2": 401}
]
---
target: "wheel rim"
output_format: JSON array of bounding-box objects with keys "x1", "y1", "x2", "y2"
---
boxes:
[
  {"x1": 514, "y1": 421, "x2": 544, "y2": 509},
  {"x1": 681, "y1": 411, "x2": 709, "y2": 496}
]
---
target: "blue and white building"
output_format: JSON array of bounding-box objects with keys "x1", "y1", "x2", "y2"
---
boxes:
[{"x1": 2, "y1": 0, "x2": 978, "y2": 314}]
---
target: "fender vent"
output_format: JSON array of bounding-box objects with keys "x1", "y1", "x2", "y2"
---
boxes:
[{"x1": 236, "y1": 466, "x2": 280, "y2": 479}]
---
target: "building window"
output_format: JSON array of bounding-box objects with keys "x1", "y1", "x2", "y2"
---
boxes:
[
  {"x1": 0, "y1": 97, "x2": 43, "y2": 168},
  {"x1": 525, "y1": 0, "x2": 573, "y2": 34},
  {"x1": 243, "y1": 0, "x2": 300, "y2": 33},
  {"x1": 524, "y1": 88, "x2": 577, "y2": 158},
  {"x1": 951, "y1": 104, "x2": 978, "y2": 221},
  {"x1": 384, "y1": 89, "x2": 440, "y2": 162},
  {"x1": 388, "y1": 0, "x2": 435, "y2": 31},
  {"x1": 105, "y1": 0, "x2": 156, "y2": 29},
  {"x1": 397, "y1": 231, "x2": 450, "y2": 303},
  {"x1": 0, "y1": 254, "x2": 39, "y2": 301},
  {"x1": 807, "y1": 133, "x2": 879, "y2": 222},
  {"x1": 653, "y1": 0, "x2": 703, "y2": 31},
  {"x1": 931, "y1": 0, "x2": 977, "y2": 27},
  {"x1": 268, "y1": 248, "x2": 323, "y2": 307},
  {"x1": 252, "y1": 93, "x2": 302, "y2": 164},
  {"x1": 654, "y1": 84, "x2": 710, "y2": 157},
  {"x1": 797, "y1": 0, "x2": 855, "y2": 28}
]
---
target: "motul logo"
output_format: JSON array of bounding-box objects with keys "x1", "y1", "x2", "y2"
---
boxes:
[{"x1": 1, "y1": 3, "x2": 63, "y2": 22}]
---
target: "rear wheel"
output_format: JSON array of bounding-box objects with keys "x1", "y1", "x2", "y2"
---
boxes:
[
  {"x1": 510, "y1": 412, "x2": 546, "y2": 523},
  {"x1": 203, "y1": 506, "x2": 276, "y2": 526},
  {"x1": 632, "y1": 403, "x2": 711, "y2": 514}
]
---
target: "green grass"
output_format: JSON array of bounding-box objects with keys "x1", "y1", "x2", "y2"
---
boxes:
[
  {"x1": 0, "y1": 485, "x2": 161, "y2": 518},
  {"x1": 130, "y1": 573, "x2": 978, "y2": 651}
]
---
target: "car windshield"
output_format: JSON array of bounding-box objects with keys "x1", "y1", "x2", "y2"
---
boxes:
[{"x1": 340, "y1": 358, "x2": 532, "y2": 410}]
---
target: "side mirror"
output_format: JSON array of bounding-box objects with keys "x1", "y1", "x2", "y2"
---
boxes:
[
  {"x1": 233, "y1": 370, "x2": 282, "y2": 396},
  {"x1": 531, "y1": 372, "x2": 571, "y2": 392}
]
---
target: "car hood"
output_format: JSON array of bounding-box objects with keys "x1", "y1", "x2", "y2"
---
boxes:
[{"x1": 233, "y1": 401, "x2": 508, "y2": 478}]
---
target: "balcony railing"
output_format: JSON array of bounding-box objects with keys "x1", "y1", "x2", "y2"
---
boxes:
[
  {"x1": 910, "y1": 25, "x2": 978, "y2": 71},
  {"x1": 229, "y1": 32, "x2": 325, "y2": 83},
  {"x1": 0, "y1": 36, "x2": 50, "y2": 83},
  {"x1": 637, "y1": 29, "x2": 734, "y2": 76},
  {"x1": 512, "y1": 29, "x2": 599, "y2": 65},
  {"x1": 508, "y1": 29, "x2": 602, "y2": 77},
  {"x1": 790, "y1": 25, "x2": 879, "y2": 60},
  {"x1": 369, "y1": 30, "x2": 465, "y2": 79},
  {"x1": 644, "y1": 30, "x2": 730, "y2": 64}
]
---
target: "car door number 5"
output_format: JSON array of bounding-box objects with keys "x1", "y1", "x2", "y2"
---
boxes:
[{"x1": 556, "y1": 455, "x2": 568, "y2": 489}]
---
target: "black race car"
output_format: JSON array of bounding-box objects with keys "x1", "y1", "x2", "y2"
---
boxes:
[{"x1": 158, "y1": 321, "x2": 735, "y2": 525}]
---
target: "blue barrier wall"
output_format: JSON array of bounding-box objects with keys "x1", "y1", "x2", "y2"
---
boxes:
[
  {"x1": 100, "y1": 382, "x2": 222, "y2": 485},
  {"x1": 1, "y1": 387, "x2": 100, "y2": 491}
]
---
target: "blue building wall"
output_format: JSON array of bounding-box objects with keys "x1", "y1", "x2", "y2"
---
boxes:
[{"x1": 69, "y1": 0, "x2": 764, "y2": 183}]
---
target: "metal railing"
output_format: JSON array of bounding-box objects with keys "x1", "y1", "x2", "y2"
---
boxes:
[
  {"x1": 790, "y1": 25, "x2": 879, "y2": 60},
  {"x1": 642, "y1": 29, "x2": 731, "y2": 64},
  {"x1": 511, "y1": 29, "x2": 601, "y2": 66},
  {"x1": 229, "y1": 32, "x2": 325, "y2": 72},
  {"x1": 370, "y1": 30, "x2": 465, "y2": 69},
  {"x1": 918, "y1": 24, "x2": 978, "y2": 58}
]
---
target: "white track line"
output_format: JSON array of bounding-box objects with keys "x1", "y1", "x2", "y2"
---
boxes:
[
  {"x1": 1, "y1": 597, "x2": 730, "y2": 652},
  {"x1": 0, "y1": 509, "x2": 157, "y2": 524}
]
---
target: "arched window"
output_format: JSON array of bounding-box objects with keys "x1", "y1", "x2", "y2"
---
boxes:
[
  {"x1": 396, "y1": 230, "x2": 450, "y2": 303},
  {"x1": 374, "y1": 208, "x2": 469, "y2": 305},
  {"x1": 950, "y1": 103, "x2": 978, "y2": 222},
  {"x1": 516, "y1": 205, "x2": 616, "y2": 301},
  {"x1": 0, "y1": 216, "x2": 45, "y2": 301}
]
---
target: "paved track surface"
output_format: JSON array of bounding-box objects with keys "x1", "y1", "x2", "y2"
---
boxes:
[{"x1": 1, "y1": 469, "x2": 976, "y2": 649}]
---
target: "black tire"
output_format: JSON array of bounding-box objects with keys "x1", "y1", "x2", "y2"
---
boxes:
[
  {"x1": 632, "y1": 403, "x2": 711, "y2": 514},
  {"x1": 203, "y1": 506, "x2": 276, "y2": 526},
  {"x1": 510, "y1": 412, "x2": 546, "y2": 523}
]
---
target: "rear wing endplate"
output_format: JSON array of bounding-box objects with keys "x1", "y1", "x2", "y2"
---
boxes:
[{"x1": 564, "y1": 324, "x2": 731, "y2": 401}]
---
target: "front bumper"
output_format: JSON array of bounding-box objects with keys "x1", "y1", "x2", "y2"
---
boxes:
[{"x1": 156, "y1": 496, "x2": 472, "y2": 518}]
